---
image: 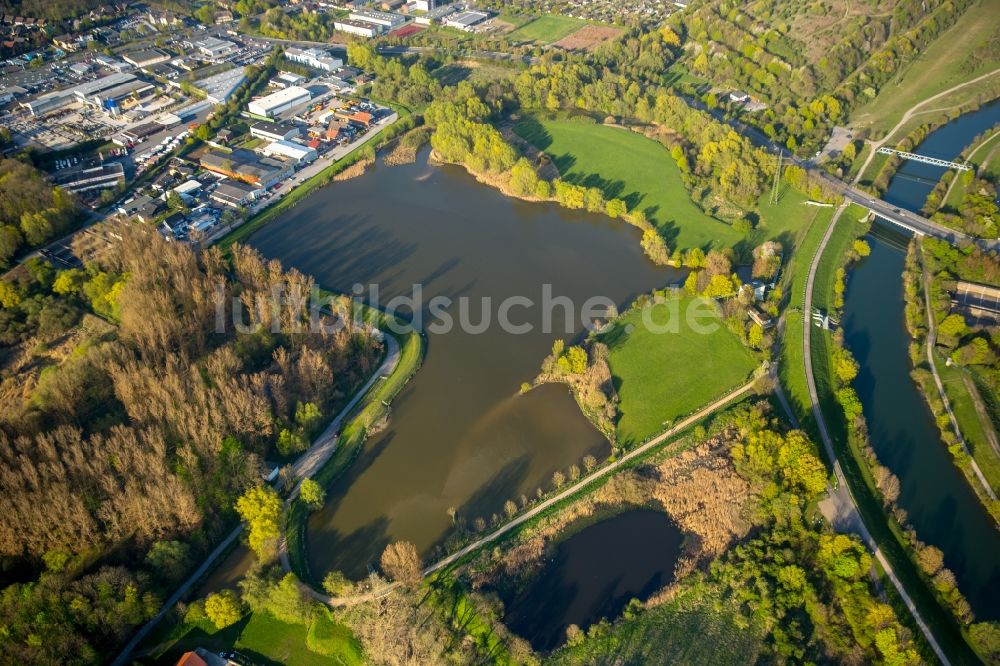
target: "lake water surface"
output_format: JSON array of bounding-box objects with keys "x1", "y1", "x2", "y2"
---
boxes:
[
  {"x1": 249, "y1": 150, "x2": 681, "y2": 577},
  {"x1": 498, "y1": 508, "x2": 683, "y2": 652}
]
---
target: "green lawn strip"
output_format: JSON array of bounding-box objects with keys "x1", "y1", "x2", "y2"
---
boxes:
[
  {"x1": 935, "y1": 354, "x2": 1000, "y2": 495},
  {"x1": 601, "y1": 298, "x2": 758, "y2": 446},
  {"x1": 808, "y1": 229, "x2": 982, "y2": 665},
  {"x1": 286, "y1": 312, "x2": 424, "y2": 585},
  {"x1": 849, "y1": 0, "x2": 1000, "y2": 137},
  {"x1": 514, "y1": 116, "x2": 741, "y2": 251},
  {"x1": 858, "y1": 151, "x2": 890, "y2": 191},
  {"x1": 508, "y1": 15, "x2": 588, "y2": 43}
]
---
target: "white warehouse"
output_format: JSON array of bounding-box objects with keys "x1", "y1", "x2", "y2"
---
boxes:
[
  {"x1": 261, "y1": 140, "x2": 317, "y2": 164},
  {"x1": 247, "y1": 86, "x2": 312, "y2": 118}
]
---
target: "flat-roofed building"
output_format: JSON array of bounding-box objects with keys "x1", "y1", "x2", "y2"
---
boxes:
[
  {"x1": 285, "y1": 47, "x2": 344, "y2": 72},
  {"x1": 194, "y1": 36, "x2": 236, "y2": 58},
  {"x1": 122, "y1": 48, "x2": 171, "y2": 69},
  {"x1": 250, "y1": 120, "x2": 301, "y2": 142},
  {"x1": 247, "y1": 85, "x2": 311, "y2": 118},
  {"x1": 445, "y1": 10, "x2": 489, "y2": 30},
  {"x1": 54, "y1": 161, "x2": 125, "y2": 194},
  {"x1": 195, "y1": 67, "x2": 246, "y2": 103},
  {"x1": 260, "y1": 139, "x2": 317, "y2": 164},
  {"x1": 334, "y1": 19, "x2": 381, "y2": 37},
  {"x1": 349, "y1": 9, "x2": 406, "y2": 28},
  {"x1": 211, "y1": 180, "x2": 261, "y2": 207},
  {"x1": 415, "y1": 5, "x2": 457, "y2": 24},
  {"x1": 200, "y1": 148, "x2": 293, "y2": 188}
]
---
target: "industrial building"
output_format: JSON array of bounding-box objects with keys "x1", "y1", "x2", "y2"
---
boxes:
[
  {"x1": 250, "y1": 120, "x2": 301, "y2": 142},
  {"x1": 194, "y1": 67, "x2": 247, "y2": 103},
  {"x1": 192, "y1": 36, "x2": 236, "y2": 58},
  {"x1": 284, "y1": 47, "x2": 344, "y2": 72},
  {"x1": 414, "y1": 0, "x2": 437, "y2": 10},
  {"x1": 54, "y1": 161, "x2": 125, "y2": 194},
  {"x1": 260, "y1": 139, "x2": 317, "y2": 164},
  {"x1": 19, "y1": 72, "x2": 147, "y2": 116},
  {"x1": 445, "y1": 10, "x2": 490, "y2": 30},
  {"x1": 334, "y1": 19, "x2": 382, "y2": 37},
  {"x1": 200, "y1": 149, "x2": 294, "y2": 188},
  {"x1": 211, "y1": 180, "x2": 261, "y2": 208},
  {"x1": 415, "y1": 4, "x2": 457, "y2": 24},
  {"x1": 247, "y1": 85, "x2": 312, "y2": 118},
  {"x1": 122, "y1": 48, "x2": 172, "y2": 69},
  {"x1": 349, "y1": 9, "x2": 406, "y2": 28}
]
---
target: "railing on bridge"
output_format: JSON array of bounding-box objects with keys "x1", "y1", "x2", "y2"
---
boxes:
[{"x1": 876, "y1": 147, "x2": 971, "y2": 171}]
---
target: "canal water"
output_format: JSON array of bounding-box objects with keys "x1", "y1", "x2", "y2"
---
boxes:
[
  {"x1": 249, "y1": 150, "x2": 681, "y2": 577},
  {"x1": 842, "y1": 100, "x2": 1000, "y2": 620},
  {"x1": 497, "y1": 508, "x2": 683, "y2": 652}
]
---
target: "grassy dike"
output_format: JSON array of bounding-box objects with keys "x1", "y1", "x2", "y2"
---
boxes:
[
  {"x1": 807, "y1": 218, "x2": 982, "y2": 665},
  {"x1": 285, "y1": 307, "x2": 424, "y2": 585}
]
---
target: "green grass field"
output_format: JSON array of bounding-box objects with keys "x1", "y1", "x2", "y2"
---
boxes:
[
  {"x1": 515, "y1": 117, "x2": 742, "y2": 251},
  {"x1": 600, "y1": 297, "x2": 757, "y2": 446},
  {"x1": 149, "y1": 611, "x2": 361, "y2": 665},
  {"x1": 850, "y1": 0, "x2": 1000, "y2": 138},
  {"x1": 508, "y1": 15, "x2": 587, "y2": 43},
  {"x1": 515, "y1": 117, "x2": 817, "y2": 252}
]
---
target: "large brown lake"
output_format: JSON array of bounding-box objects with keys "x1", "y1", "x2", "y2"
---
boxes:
[{"x1": 248, "y1": 150, "x2": 681, "y2": 578}]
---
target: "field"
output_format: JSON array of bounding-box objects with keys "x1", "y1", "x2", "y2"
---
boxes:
[
  {"x1": 508, "y1": 15, "x2": 588, "y2": 44},
  {"x1": 553, "y1": 25, "x2": 623, "y2": 51},
  {"x1": 514, "y1": 117, "x2": 742, "y2": 251},
  {"x1": 936, "y1": 353, "x2": 1000, "y2": 495},
  {"x1": 600, "y1": 297, "x2": 758, "y2": 446},
  {"x1": 850, "y1": 0, "x2": 1000, "y2": 138},
  {"x1": 515, "y1": 116, "x2": 818, "y2": 252}
]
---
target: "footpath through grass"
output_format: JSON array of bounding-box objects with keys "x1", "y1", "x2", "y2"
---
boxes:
[
  {"x1": 936, "y1": 355, "x2": 1000, "y2": 495},
  {"x1": 600, "y1": 297, "x2": 758, "y2": 447}
]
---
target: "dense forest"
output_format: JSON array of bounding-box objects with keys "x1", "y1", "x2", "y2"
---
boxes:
[
  {"x1": 0, "y1": 224, "x2": 382, "y2": 663},
  {"x1": 0, "y1": 159, "x2": 80, "y2": 269}
]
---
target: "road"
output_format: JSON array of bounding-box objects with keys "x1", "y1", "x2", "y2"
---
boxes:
[
  {"x1": 298, "y1": 375, "x2": 762, "y2": 608},
  {"x1": 802, "y1": 203, "x2": 950, "y2": 665},
  {"x1": 111, "y1": 330, "x2": 401, "y2": 666}
]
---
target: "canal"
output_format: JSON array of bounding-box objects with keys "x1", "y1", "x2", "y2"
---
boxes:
[
  {"x1": 842, "y1": 100, "x2": 1000, "y2": 620},
  {"x1": 249, "y1": 149, "x2": 681, "y2": 578}
]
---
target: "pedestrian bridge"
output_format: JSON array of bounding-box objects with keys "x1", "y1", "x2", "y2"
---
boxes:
[{"x1": 876, "y1": 147, "x2": 972, "y2": 171}]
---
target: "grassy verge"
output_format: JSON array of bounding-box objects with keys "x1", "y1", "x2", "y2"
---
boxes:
[
  {"x1": 285, "y1": 310, "x2": 424, "y2": 585},
  {"x1": 600, "y1": 298, "x2": 758, "y2": 446}
]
